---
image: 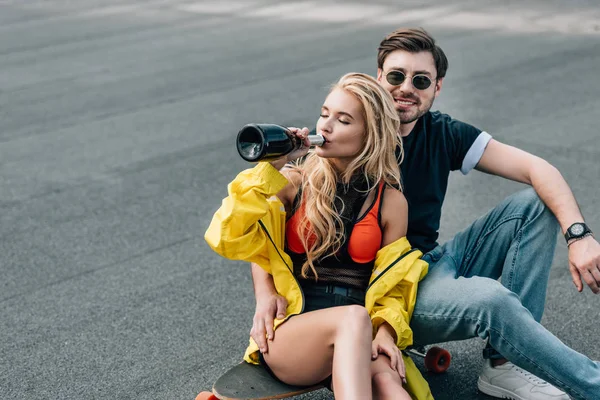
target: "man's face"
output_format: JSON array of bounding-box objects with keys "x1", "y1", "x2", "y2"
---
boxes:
[{"x1": 377, "y1": 50, "x2": 443, "y2": 124}]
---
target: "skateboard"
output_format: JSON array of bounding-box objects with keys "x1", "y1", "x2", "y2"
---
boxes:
[
  {"x1": 195, "y1": 361, "x2": 324, "y2": 400},
  {"x1": 196, "y1": 346, "x2": 450, "y2": 400}
]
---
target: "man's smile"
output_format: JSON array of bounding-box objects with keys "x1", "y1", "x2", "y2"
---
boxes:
[{"x1": 394, "y1": 97, "x2": 418, "y2": 109}]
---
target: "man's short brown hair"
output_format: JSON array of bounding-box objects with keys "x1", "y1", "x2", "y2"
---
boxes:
[{"x1": 377, "y1": 28, "x2": 449, "y2": 79}]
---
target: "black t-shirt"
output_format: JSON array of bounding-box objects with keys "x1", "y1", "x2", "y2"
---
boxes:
[{"x1": 400, "y1": 111, "x2": 490, "y2": 252}]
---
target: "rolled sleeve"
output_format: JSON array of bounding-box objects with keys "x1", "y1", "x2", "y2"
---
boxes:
[{"x1": 460, "y1": 131, "x2": 492, "y2": 175}]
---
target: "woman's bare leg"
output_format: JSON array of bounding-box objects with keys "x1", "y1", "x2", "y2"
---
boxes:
[
  {"x1": 371, "y1": 355, "x2": 411, "y2": 400},
  {"x1": 263, "y1": 305, "x2": 373, "y2": 400}
]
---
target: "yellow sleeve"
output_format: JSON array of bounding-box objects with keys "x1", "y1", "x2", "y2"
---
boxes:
[
  {"x1": 370, "y1": 284, "x2": 414, "y2": 349},
  {"x1": 204, "y1": 162, "x2": 289, "y2": 272},
  {"x1": 367, "y1": 239, "x2": 428, "y2": 350}
]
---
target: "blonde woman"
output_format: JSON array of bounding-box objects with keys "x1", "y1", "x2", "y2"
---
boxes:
[{"x1": 205, "y1": 73, "x2": 433, "y2": 400}]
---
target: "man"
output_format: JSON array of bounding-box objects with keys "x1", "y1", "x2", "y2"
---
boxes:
[{"x1": 249, "y1": 28, "x2": 600, "y2": 399}]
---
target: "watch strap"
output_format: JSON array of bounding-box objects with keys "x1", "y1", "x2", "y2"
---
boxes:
[{"x1": 567, "y1": 232, "x2": 594, "y2": 247}]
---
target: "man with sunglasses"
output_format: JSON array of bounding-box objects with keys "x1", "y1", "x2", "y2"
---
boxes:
[
  {"x1": 371, "y1": 29, "x2": 600, "y2": 400},
  {"x1": 248, "y1": 28, "x2": 600, "y2": 399}
]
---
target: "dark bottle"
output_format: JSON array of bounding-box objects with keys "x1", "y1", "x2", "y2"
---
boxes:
[{"x1": 236, "y1": 123, "x2": 325, "y2": 162}]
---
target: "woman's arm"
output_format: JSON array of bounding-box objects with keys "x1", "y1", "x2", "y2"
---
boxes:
[
  {"x1": 205, "y1": 123, "x2": 311, "y2": 261},
  {"x1": 205, "y1": 162, "x2": 291, "y2": 264},
  {"x1": 275, "y1": 167, "x2": 301, "y2": 212},
  {"x1": 371, "y1": 190, "x2": 410, "y2": 380},
  {"x1": 371, "y1": 187, "x2": 420, "y2": 349},
  {"x1": 381, "y1": 186, "x2": 408, "y2": 246}
]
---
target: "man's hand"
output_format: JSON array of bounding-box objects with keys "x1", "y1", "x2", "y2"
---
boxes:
[
  {"x1": 568, "y1": 236, "x2": 600, "y2": 294},
  {"x1": 250, "y1": 292, "x2": 288, "y2": 354}
]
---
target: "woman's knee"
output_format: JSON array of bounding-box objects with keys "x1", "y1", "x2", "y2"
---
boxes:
[
  {"x1": 343, "y1": 305, "x2": 371, "y2": 328},
  {"x1": 372, "y1": 372, "x2": 406, "y2": 399},
  {"x1": 341, "y1": 305, "x2": 372, "y2": 332}
]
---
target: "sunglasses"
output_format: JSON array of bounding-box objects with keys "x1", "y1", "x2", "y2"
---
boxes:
[{"x1": 385, "y1": 70, "x2": 434, "y2": 90}]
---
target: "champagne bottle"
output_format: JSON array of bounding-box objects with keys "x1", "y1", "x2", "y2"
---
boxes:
[{"x1": 236, "y1": 123, "x2": 324, "y2": 162}]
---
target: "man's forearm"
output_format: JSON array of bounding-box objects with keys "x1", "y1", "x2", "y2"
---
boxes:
[
  {"x1": 530, "y1": 159, "x2": 584, "y2": 233},
  {"x1": 251, "y1": 263, "x2": 277, "y2": 298}
]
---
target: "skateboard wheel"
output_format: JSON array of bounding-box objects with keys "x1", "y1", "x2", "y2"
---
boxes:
[
  {"x1": 195, "y1": 391, "x2": 218, "y2": 400},
  {"x1": 424, "y1": 346, "x2": 451, "y2": 373}
]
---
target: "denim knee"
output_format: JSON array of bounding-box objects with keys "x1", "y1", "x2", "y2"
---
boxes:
[
  {"x1": 465, "y1": 279, "x2": 522, "y2": 335},
  {"x1": 511, "y1": 189, "x2": 557, "y2": 225}
]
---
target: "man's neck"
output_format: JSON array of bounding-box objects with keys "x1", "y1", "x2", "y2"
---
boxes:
[{"x1": 399, "y1": 120, "x2": 417, "y2": 137}]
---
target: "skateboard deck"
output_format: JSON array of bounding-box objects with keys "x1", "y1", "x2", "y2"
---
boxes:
[
  {"x1": 197, "y1": 347, "x2": 450, "y2": 400},
  {"x1": 211, "y1": 362, "x2": 323, "y2": 400}
]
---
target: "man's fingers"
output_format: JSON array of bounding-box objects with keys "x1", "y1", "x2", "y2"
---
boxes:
[
  {"x1": 276, "y1": 296, "x2": 287, "y2": 319},
  {"x1": 570, "y1": 264, "x2": 583, "y2": 292},
  {"x1": 579, "y1": 266, "x2": 600, "y2": 293},
  {"x1": 585, "y1": 270, "x2": 600, "y2": 294},
  {"x1": 590, "y1": 268, "x2": 600, "y2": 294}
]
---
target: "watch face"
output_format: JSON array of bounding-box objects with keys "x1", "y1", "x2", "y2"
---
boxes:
[{"x1": 570, "y1": 224, "x2": 585, "y2": 236}]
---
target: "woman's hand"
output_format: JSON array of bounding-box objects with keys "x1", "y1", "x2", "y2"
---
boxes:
[
  {"x1": 269, "y1": 127, "x2": 311, "y2": 170},
  {"x1": 249, "y1": 291, "x2": 288, "y2": 354},
  {"x1": 372, "y1": 323, "x2": 406, "y2": 384}
]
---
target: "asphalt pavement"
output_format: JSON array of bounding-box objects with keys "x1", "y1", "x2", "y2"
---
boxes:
[{"x1": 1, "y1": 1, "x2": 599, "y2": 399}]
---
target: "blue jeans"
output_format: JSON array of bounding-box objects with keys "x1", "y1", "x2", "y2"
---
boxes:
[{"x1": 410, "y1": 188, "x2": 600, "y2": 400}]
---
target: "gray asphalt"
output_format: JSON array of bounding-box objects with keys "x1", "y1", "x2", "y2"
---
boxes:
[{"x1": 1, "y1": 1, "x2": 599, "y2": 399}]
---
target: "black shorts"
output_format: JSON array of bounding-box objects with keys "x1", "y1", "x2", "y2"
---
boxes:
[
  {"x1": 301, "y1": 281, "x2": 366, "y2": 312},
  {"x1": 259, "y1": 282, "x2": 366, "y2": 387}
]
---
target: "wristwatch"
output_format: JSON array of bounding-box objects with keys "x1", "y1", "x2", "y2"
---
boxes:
[{"x1": 564, "y1": 222, "x2": 593, "y2": 243}]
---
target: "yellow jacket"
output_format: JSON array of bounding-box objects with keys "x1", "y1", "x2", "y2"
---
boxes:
[{"x1": 205, "y1": 162, "x2": 433, "y2": 400}]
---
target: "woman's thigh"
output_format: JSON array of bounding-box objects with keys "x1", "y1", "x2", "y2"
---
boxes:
[{"x1": 263, "y1": 304, "x2": 369, "y2": 386}]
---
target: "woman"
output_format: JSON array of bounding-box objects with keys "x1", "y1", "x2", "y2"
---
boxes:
[{"x1": 205, "y1": 73, "x2": 432, "y2": 400}]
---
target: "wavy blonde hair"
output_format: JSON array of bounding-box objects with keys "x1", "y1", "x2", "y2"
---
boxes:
[{"x1": 289, "y1": 72, "x2": 403, "y2": 279}]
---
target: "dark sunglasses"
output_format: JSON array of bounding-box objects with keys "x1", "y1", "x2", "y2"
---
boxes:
[{"x1": 385, "y1": 70, "x2": 434, "y2": 90}]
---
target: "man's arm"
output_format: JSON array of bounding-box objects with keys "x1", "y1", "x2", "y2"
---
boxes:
[
  {"x1": 250, "y1": 263, "x2": 288, "y2": 353},
  {"x1": 476, "y1": 139, "x2": 600, "y2": 293}
]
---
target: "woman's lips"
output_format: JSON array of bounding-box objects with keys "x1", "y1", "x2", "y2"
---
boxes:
[{"x1": 318, "y1": 133, "x2": 330, "y2": 143}]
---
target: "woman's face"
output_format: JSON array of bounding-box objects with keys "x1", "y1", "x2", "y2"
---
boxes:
[{"x1": 315, "y1": 88, "x2": 366, "y2": 164}]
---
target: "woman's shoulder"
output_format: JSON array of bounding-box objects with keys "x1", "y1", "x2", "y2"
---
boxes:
[
  {"x1": 281, "y1": 165, "x2": 303, "y2": 186},
  {"x1": 378, "y1": 183, "x2": 408, "y2": 245},
  {"x1": 276, "y1": 166, "x2": 303, "y2": 209},
  {"x1": 383, "y1": 184, "x2": 407, "y2": 208}
]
